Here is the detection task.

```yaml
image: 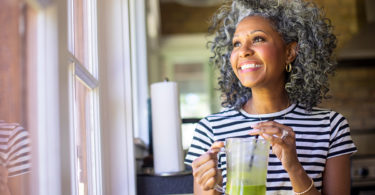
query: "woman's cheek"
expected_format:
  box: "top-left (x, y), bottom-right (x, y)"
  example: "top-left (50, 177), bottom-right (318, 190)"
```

top-left (230, 51), bottom-right (237, 69)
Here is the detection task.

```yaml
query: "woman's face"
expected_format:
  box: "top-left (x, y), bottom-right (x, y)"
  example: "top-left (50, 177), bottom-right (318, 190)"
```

top-left (230, 16), bottom-right (293, 90)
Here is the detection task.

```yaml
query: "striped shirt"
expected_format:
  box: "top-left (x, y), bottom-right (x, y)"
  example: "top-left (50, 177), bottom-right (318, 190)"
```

top-left (184, 104), bottom-right (357, 195)
top-left (0, 122), bottom-right (31, 177)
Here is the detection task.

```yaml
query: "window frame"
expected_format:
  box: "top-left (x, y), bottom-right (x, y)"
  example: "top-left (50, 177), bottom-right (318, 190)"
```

top-left (27, 0), bottom-right (142, 194)
top-left (31, 4), bottom-right (63, 195)
top-left (68, 59), bottom-right (102, 195)
top-left (97, 0), bottom-right (141, 194)
top-left (67, 0), bottom-right (102, 193)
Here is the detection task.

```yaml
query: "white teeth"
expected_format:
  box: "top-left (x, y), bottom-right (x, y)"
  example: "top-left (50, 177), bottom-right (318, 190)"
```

top-left (240, 64), bottom-right (262, 70)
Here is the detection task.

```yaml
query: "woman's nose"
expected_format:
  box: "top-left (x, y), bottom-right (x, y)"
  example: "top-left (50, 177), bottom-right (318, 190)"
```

top-left (239, 45), bottom-right (254, 58)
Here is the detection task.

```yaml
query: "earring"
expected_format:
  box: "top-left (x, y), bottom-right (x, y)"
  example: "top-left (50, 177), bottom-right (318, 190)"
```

top-left (286, 63), bottom-right (292, 72)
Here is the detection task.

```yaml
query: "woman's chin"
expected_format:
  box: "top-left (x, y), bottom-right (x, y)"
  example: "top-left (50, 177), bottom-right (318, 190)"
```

top-left (239, 80), bottom-right (256, 88)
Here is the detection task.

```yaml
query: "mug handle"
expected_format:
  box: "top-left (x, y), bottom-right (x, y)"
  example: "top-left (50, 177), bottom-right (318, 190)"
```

top-left (213, 147), bottom-right (227, 194)
top-left (214, 184), bottom-right (226, 194)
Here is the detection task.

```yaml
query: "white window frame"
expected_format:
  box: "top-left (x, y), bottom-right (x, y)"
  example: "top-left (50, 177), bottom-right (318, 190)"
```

top-left (66, 0), bottom-right (102, 193)
top-left (32, 4), bottom-right (63, 195)
top-left (68, 58), bottom-right (102, 195)
top-left (129, 0), bottom-right (150, 147)
top-left (97, 0), bottom-right (147, 193)
top-left (28, 0), bottom-right (145, 194)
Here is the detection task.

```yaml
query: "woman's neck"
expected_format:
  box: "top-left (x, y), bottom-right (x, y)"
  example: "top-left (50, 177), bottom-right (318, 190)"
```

top-left (243, 89), bottom-right (290, 114)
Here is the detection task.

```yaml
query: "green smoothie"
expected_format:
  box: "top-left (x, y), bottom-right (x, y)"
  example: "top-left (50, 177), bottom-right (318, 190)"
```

top-left (226, 184), bottom-right (266, 195)
top-left (223, 138), bottom-right (269, 195)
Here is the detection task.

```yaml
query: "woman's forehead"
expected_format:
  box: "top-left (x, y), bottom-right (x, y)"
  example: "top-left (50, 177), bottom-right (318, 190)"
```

top-left (234, 16), bottom-right (277, 35)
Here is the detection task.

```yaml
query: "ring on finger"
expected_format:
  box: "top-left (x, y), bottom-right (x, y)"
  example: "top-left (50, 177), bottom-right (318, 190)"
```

top-left (281, 129), bottom-right (289, 140)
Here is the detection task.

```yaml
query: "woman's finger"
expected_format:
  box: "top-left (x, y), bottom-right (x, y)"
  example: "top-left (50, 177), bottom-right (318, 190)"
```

top-left (252, 120), bottom-right (293, 131)
top-left (193, 158), bottom-right (216, 181)
top-left (192, 143), bottom-right (221, 171)
top-left (203, 177), bottom-right (216, 191)
top-left (210, 141), bottom-right (224, 150)
top-left (249, 126), bottom-right (283, 137)
top-left (251, 122), bottom-right (295, 140)
top-left (192, 152), bottom-right (211, 171)
top-left (262, 133), bottom-right (286, 145)
top-left (199, 167), bottom-right (217, 188)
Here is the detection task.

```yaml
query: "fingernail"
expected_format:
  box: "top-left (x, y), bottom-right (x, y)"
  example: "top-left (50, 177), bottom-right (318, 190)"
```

top-left (263, 133), bottom-right (271, 138)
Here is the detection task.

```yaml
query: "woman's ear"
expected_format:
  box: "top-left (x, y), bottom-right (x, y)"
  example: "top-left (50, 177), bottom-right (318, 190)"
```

top-left (286, 42), bottom-right (297, 64)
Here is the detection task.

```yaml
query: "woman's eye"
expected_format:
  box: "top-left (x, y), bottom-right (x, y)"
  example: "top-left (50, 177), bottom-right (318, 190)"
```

top-left (233, 41), bottom-right (241, 47)
top-left (253, 36), bottom-right (266, 43)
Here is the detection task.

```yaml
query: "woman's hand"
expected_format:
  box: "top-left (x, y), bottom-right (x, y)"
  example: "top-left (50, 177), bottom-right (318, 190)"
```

top-left (249, 121), bottom-right (300, 172)
top-left (192, 141), bottom-right (224, 191)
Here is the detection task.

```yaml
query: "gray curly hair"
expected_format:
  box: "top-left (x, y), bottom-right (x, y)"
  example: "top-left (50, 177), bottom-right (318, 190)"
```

top-left (208, 0), bottom-right (337, 110)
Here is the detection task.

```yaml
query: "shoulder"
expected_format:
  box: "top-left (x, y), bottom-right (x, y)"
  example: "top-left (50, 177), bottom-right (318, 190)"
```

top-left (0, 122), bottom-right (26, 137)
top-left (0, 122), bottom-right (24, 130)
top-left (295, 104), bottom-right (348, 122)
top-left (195, 108), bottom-right (239, 128)
top-left (327, 110), bottom-right (348, 126)
top-left (195, 108), bottom-right (241, 133)
top-left (290, 104), bottom-right (333, 122)
top-left (0, 122), bottom-right (30, 150)
top-left (0, 122), bottom-right (31, 176)
top-left (204, 107), bottom-right (241, 122)
top-left (294, 104), bottom-right (331, 115)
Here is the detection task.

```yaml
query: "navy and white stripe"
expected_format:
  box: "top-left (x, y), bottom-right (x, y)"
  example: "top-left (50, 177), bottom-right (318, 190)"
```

top-left (185, 104), bottom-right (357, 194)
top-left (0, 122), bottom-right (31, 177)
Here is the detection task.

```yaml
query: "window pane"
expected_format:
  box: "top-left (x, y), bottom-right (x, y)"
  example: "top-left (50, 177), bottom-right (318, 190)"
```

top-left (174, 63), bottom-right (210, 118)
top-left (72, 0), bottom-right (91, 71)
top-left (73, 76), bottom-right (93, 195)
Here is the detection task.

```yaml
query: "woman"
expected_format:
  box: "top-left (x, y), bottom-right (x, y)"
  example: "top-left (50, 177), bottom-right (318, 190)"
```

top-left (184, 0), bottom-right (357, 194)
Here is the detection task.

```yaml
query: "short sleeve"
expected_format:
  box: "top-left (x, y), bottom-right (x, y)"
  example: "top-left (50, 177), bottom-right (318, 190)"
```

top-left (328, 112), bottom-right (357, 158)
top-left (184, 118), bottom-right (215, 166)
top-left (6, 124), bottom-right (32, 177)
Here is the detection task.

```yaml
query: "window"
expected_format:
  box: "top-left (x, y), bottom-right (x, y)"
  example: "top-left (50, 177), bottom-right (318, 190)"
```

top-left (68, 0), bottom-right (102, 194)
top-left (159, 35), bottom-right (221, 150)
top-left (174, 62), bottom-right (212, 150)
top-left (17, 0), bottom-right (138, 194)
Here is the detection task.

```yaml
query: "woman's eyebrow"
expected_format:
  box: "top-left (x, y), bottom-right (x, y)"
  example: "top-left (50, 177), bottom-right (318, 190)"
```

top-left (233, 30), bottom-right (268, 37)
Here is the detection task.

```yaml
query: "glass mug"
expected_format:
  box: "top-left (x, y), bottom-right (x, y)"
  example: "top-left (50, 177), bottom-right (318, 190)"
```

top-left (215, 137), bottom-right (270, 195)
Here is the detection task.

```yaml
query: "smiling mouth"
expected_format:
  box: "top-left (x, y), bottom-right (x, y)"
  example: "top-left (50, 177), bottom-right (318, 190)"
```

top-left (240, 63), bottom-right (262, 70)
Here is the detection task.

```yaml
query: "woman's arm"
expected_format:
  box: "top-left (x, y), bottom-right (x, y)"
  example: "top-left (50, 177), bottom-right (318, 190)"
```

top-left (287, 162), bottom-right (320, 195)
top-left (322, 154), bottom-right (351, 195)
